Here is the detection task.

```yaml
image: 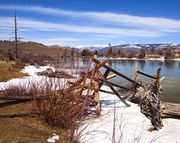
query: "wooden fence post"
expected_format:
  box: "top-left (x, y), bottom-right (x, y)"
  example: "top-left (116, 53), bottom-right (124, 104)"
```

top-left (155, 68), bottom-right (164, 101)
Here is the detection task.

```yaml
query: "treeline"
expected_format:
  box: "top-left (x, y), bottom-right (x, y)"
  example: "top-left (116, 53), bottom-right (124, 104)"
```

top-left (80, 47), bottom-right (180, 59)
top-left (0, 40), bottom-right (80, 65)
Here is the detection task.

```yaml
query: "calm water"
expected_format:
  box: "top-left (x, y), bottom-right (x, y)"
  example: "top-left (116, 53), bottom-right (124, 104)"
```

top-left (80, 58), bottom-right (180, 103)
top-left (62, 58), bottom-right (180, 103)
top-left (104, 59), bottom-right (180, 103)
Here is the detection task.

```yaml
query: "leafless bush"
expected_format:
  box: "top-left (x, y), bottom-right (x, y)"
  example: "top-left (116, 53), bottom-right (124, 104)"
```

top-left (8, 61), bottom-right (26, 72)
top-left (20, 53), bottom-right (54, 66)
top-left (4, 84), bottom-right (39, 97)
top-left (35, 91), bottom-right (88, 142)
top-left (37, 69), bottom-right (75, 78)
top-left (3, 78), bottom-right (91, 142)
top-left (12, 61), bottom-right (26, 69)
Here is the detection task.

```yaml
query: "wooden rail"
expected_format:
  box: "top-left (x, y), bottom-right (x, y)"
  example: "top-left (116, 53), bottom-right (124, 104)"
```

top-left (92, 58), bottom-right (141, 86)
top-left (0, 111), bottom-right (37, 118)
top-left (137, 71), bottom-right (157, 79)
top-left (0, 99), bottom-right (30, 108)
top-left (1, 58), bottom-right (167, 119)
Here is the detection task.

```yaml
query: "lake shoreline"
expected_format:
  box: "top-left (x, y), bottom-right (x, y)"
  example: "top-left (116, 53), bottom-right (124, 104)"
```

top-left (98, 57), bottom-right (180, 61)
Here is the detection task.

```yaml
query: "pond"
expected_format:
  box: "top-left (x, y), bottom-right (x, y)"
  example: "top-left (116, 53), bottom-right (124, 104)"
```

top-left (61, 57), bottom-right (180, 103)
top-left (80, 58), bottom-right (180, 103)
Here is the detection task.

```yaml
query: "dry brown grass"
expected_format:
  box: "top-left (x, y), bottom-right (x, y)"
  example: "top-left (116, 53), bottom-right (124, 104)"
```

top-left (35, 92), bottom-right (86, 142)
top-left (0, 61), bottom-right (28, 82)
top-left (0, 106), bottom-right (71, 143)
top-left (1, 78), bottom-right (91, 143)
top-left (20, 53), bottom-right (54, 66)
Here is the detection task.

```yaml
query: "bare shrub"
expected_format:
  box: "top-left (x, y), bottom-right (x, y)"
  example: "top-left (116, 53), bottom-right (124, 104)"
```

top-left (37, 69), bottom-right (75, 78)
top-left (35, 89), bottom-right (92, 142)
top-left (3, 78), bottom-right (90, 142)
top-left (4, 84), bottom-right (38, 97)
top-left (8, 61), bottom-right (26, 72)
top-left (20, 53), bottom-right (54, 66)
top-left (12, 61), bottom-right (26, 69)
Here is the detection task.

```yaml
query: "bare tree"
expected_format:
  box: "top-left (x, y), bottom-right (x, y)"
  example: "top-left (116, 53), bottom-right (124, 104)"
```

top-left (14, 10), bottom-right (19, 60)
top-left (164, 47), bottom-right (175, 59)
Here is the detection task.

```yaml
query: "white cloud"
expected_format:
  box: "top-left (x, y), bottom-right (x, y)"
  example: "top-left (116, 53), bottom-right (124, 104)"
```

top-left (0, 16), bottom-right (163, 37)
top-left (75, 44), bottom-right (110, 48)
top-left (48, 38), bottom-right (82, 42)
top-left (93, 34), bottom-right (119, 39)
top-left (1, 4), bottom-right (180, 32)
top-left (1, 4), bottom-right (180, 45)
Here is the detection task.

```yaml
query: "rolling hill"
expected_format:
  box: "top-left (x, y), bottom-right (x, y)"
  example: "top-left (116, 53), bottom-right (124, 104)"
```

top-left (0, 40), bottom-right (76, 57)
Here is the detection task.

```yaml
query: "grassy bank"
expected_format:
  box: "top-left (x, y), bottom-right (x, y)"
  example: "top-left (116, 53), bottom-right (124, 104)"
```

top-left (0, 61), bottom-right (28, 82)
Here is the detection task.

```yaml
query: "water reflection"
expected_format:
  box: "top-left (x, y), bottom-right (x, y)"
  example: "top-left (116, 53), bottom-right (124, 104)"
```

top-left (77, 58), bottom-right (180, 103)
top-left (117, 60), bottom-right (179, 103)
top-left (101, 59), bottom-right (180, 103)
top-left (164, 60), bottom-right (176, 69)
top-left (137, 60), bottom-right (145, 70)
top-left (107, 60), bottom-right (113, 67)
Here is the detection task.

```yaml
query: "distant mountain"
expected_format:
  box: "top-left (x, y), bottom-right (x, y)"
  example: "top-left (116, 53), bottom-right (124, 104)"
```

top-left (1, 40), bottom-right (179, 57)
top-left (78, 44), bottom-right (109, 52)
top-left (79, 44), bottom-right (180, 54)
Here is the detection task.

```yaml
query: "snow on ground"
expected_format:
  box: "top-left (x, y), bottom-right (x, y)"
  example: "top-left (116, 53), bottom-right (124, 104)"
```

top-left (0, 65), bottom-right (75, 90)
top-left (0, 65), bottom-right (180, 143)
top-left (21, 65), bottom-right (55, 76)
top-left (80, 86), bottom-right (180, 143)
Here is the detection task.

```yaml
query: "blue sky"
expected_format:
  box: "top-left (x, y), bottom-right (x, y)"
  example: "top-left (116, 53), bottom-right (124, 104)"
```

top-left (0, 0), bottom-right (180, 47)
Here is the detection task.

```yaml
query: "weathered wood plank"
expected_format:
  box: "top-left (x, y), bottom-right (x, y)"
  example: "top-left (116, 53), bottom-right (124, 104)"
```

top-left (106, 81), bottom-right (132, 91)
top-left (0, 111), bottom-right (37, 118)
top-left (92, 58), bottom-right (141, 86)
top-left (0, 100), bottom-right (30, 108)
top-left (0, 95), bottom-right (58, 100)
top-left (162, 102), bottom-right (180, 119)
top-left (96, 60), bottom-right (107, 69)
top-left (106, 74), bottom-right (116, 80)
top-left (96, 70), bottom-right (130, 107)
top-left (137, 70), bottom-right (157, 79)
top-left (95, 77), bottom-right (132, 91)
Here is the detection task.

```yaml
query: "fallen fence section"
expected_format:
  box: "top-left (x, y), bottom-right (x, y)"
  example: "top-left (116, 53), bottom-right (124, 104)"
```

top-left (0, 57), bottom-right (180, 120)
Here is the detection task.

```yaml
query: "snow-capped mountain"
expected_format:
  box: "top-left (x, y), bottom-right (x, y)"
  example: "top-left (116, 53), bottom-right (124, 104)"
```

top-left (77, 43), bottom-right (180, 54)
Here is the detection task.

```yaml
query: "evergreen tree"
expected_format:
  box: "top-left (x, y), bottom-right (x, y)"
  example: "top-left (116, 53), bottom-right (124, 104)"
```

top-left (81, 49), bottom-right (92, 57)
top-left (138, 48), bottom-right (146, 59)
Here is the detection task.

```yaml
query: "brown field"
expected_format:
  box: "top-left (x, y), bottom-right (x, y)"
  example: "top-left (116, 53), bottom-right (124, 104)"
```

top-left (0, 61), bottom-right (28, 82)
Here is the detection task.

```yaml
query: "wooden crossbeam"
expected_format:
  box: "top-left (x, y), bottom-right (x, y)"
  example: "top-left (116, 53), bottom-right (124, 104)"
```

top-left (96, 70), bottom-right (130, 107)
top-left (0, 99), bottom-right (30, 108)
top-left (0, 95), bottom-right (57, 101)
top-left (92, 58), bottom-right (141, 86)
top-left (94, 77), bottom-right (132, 91)
top-left (0, 111), bottom-right (37, 118)
top-left (105, 81), bottom-right (132, 91)
top-left (106, 74), bottom-right (116, 80)
top-left (137, 70), bottom-right (157, 79)
top-left (96, 60), bottom-right (107, 70)
top-left (134, 68), bottom-right (142, 87)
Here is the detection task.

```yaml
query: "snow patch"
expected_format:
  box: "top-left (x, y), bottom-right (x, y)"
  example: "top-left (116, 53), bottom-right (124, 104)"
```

top-left (79, 86), bottom-right (180, 143)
